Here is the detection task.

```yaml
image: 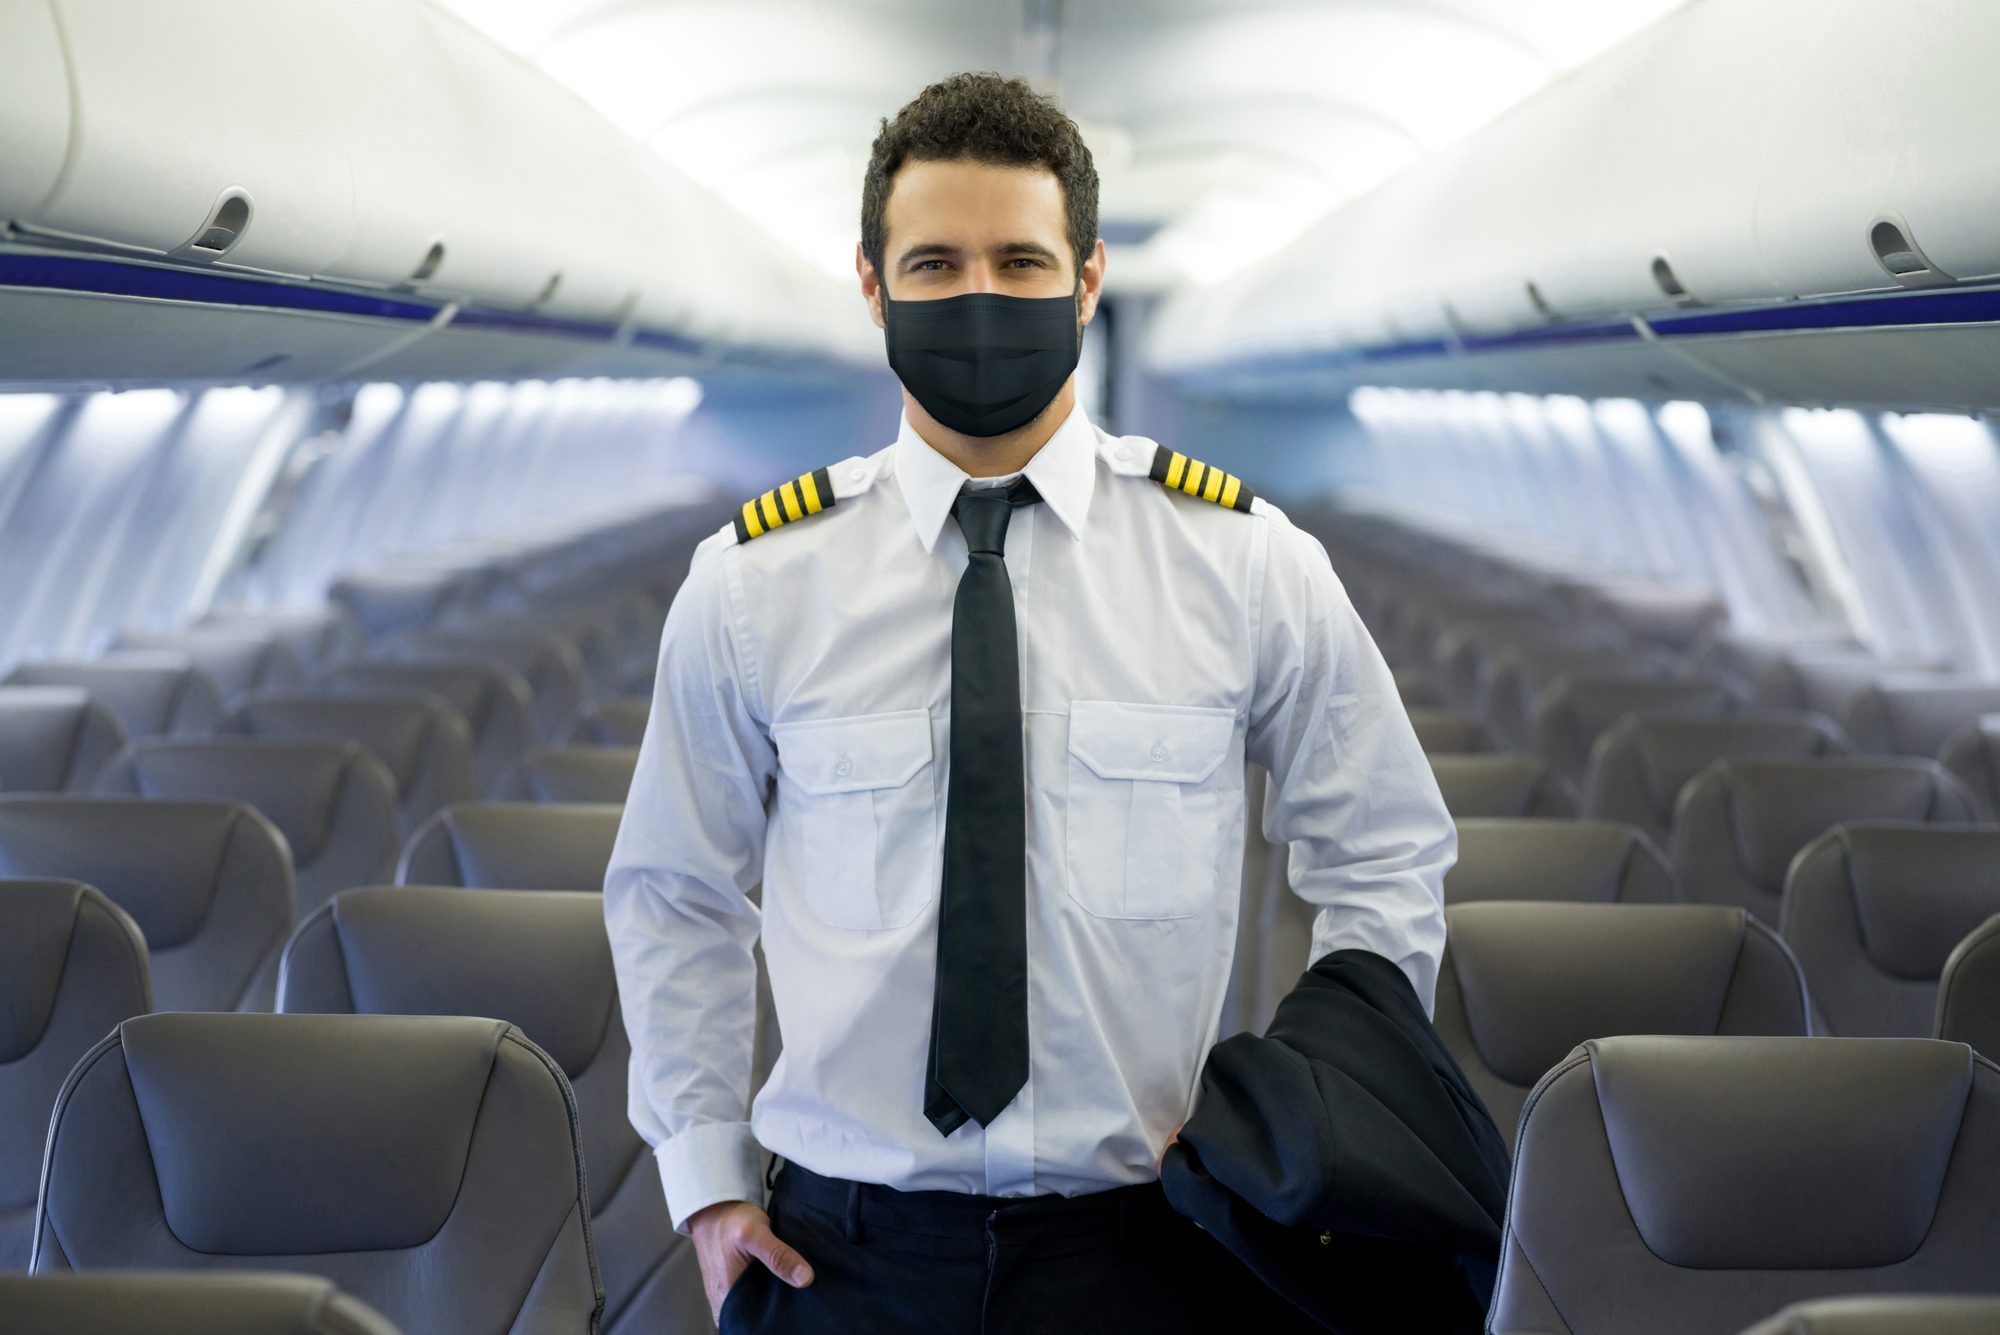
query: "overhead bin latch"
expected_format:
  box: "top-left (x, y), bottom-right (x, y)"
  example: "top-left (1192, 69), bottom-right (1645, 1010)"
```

top-left (1869, 212), bottom-right (1956, 290)
top-left (173, 188), bottom-right (253, 261)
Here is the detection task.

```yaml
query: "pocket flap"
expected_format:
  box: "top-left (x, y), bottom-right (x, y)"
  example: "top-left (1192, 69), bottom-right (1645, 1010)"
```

top-left (1068, 701), bottom-right (1236, 784)
top-left (775, 709), bottom-right (933, 795)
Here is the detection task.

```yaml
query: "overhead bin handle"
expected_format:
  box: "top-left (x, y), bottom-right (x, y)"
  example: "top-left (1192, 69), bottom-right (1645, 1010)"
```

top-left (1869, 212), bottom-right (1956, 290)
top-left (172, 187), bottom-right (252, 261)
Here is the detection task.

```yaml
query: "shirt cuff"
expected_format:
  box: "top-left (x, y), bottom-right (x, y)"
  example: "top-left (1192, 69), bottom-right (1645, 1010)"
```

top-left (658, 1121), bottom-right (766, 1234)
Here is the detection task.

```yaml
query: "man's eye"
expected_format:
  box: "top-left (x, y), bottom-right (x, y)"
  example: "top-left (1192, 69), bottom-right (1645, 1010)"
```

top-left (914, 260), bottom-right (948, 272)
top-left (1007, 258), bottom-right (1045, 269)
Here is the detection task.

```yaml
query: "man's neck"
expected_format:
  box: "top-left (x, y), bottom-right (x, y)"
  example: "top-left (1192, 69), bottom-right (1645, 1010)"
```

top-left (906, 380), bottom-right (1077, 478)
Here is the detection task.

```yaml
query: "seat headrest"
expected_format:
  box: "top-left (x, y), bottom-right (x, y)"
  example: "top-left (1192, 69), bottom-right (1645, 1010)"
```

top-left (228, 695), bottom-right (463, 794)
top-left (1622, 713), bottom-right (1844, 819)
top-left (119, 1012), bottom-right (514, 1255)
top-left (1587, 1035), bottom-right (1973, 1269)
top-left (1446, 903), bottom-right (1751, 1084)
top-left (400, 802), bottom-right (622, 891)
top-left (500, 747), bottom-right (638, 804)
top-left (1449, 819), bottom-right (1672, 904)
top-left (1743, 1295), bottom-right (2000, 1335)
top-left (0, 1272), bottom-right (401, 1335)
top-left (1824, 825), bottom-right (2000, 979)
top-left (292, 887), bottom-right (616, 1079)
top-left (1846, 683), bottom-right (2000, 757)
top-left (0, 879), bottom-right (97, 1062)
top-left (1717, 759), bottom-right (1956, 889)
top-left (104, 741), bottom-right (361, 863)
top-left (0, 687), bottom-right (126, 792)
top-left (0, 798), bottom-right (275, 948)
top-left (1431, 754), bottom-right (1569, 818)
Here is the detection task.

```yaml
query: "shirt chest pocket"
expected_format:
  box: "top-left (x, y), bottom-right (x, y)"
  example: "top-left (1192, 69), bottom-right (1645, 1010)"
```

top-left (774, 709), bottom-right (937, 931)
top-left (1066, 701), bottom-right (1239, 920)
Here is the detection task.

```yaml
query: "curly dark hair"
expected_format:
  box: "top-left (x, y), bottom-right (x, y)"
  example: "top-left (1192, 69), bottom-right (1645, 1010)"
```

top-left (861, 72), bottom-right (1099, 280)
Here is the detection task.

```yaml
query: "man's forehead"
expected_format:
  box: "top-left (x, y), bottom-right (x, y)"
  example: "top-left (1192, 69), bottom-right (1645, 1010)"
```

top-left (885, 158), bottom-right (1066, 245)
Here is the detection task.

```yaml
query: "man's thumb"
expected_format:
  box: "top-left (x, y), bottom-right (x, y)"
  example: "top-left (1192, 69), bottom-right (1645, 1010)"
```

top-left (745, 1221), bottom-right (814, 1288)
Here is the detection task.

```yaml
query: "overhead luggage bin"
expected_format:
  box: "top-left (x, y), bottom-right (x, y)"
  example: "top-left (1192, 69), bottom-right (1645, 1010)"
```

top-left (0, 0), bottom-right (71, 225)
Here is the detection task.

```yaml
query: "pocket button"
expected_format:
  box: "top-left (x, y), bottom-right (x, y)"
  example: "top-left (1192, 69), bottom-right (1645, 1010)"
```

top-left (1149, 743), bottom-right (1167, 764)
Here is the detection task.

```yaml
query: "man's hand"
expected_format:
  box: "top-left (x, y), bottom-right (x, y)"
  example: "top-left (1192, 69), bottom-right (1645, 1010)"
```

top-left (688, 1199), bottom-right (815, 1323)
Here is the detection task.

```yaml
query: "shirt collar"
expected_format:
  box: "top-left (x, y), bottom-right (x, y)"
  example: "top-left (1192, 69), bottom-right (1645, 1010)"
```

top-left (893, 403), bottom-right (1099, 553)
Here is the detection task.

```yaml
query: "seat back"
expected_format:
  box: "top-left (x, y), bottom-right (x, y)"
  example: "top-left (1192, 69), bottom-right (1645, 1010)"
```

top-left (315, 662), bottom-right (532, 790)
top-left (1782, 824), bottom-right (2000, 1038)
top-left (1446, 819), bottom-right (1677, 905)
top-left (198, 607), bottom-right (363, 673)
top-left (566, 699), bottom-right (650, 747)
top-left (1431, 754), bottom-right (1576, 818)
top-left (0, 797), bottom-right (294, 1011)
top-left (389, 634), bottom-right (586, 743)
top-left (1936, 914), bottom-right (2000, 1061)
top-left (31, 1013), bottom-right (602, 1334)
top-left (1739, 1296), bottom-right (2000, 1335)
top-left (1492, 1036), bottom-right (2000, 1335)
top-left (1843, 682), bottom-right (2000, 758)
top-left (1479, 646), bottom-right (1634, 752)
top-left (398, 801), bottom-right (622, 891)
top-left (280, 887), bottom-right (698, 1335)
top-left (1435, 903), bottom-right (1808, 1151)
top-left (94, 740), bottom-right (399, 920)
top-left (1531, 674), bottom-right (1737, 785)
top-left (1391, 668), bottom-right (1446, 709)
top-left (0, 1272), bottom-right (399, 1335)
top-left (0, 880), bottom-right (150, 1268)
top-left (2, 660), bottom-right (223, 739)
top-left (1407, 709), bottom-right (1490, 756)
top-left (220, 693), bottom-right (478, 836)
top-left (114, 631), bottom-right (300, 705)
top-left (1671, 758), bottom-right (1979, 923)
top-left (0, 687), bottom-right (127, 792)
top-left (1939, 719), bottom-right (2000, 819)
top-left (1582, 711), bottom-right (1851, 847)
top-left (492, 747), bottom-right (639, 804)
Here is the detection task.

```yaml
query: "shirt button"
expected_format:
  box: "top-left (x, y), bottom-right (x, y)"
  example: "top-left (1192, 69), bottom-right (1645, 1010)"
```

top-left (1116, 443), bottom-right (1134, 462)
top-left (848, 467), bottom-right (865, 483)
top-left (1149, 744), bottom-right (1167, 764)
top-left (834, 756), bottom-right (854, 778)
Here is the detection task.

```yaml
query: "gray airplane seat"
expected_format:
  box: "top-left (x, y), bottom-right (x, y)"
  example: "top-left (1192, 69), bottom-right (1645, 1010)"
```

top-left (1490, 1036), bottom-right (2000, 1335)
top-left (1447, 819), bottom-right (1677, 906)
top-left (1939, 719), bottom-right (2000, 819)
top-left (0, 687), bottom-right (127, 792)
top-left (1842, 682), bottom-right (2000, 759)
top-left (326, 570), bottom-right (473, 647)
top-left (0, 880), bottom-right (150, 1269)
top-left (0, 797), bottom-right (294, 1012)
top-left (198, 607), bottom-right (365, 674)
top-left (566, 699), bottom-right (651, 747)
top-left (1435, 902), bottom-right (1808, 1152)
top-left (386, 631), bottom-right (586, 744)
top-left (280, 887), bottom-right (699, 1335)
top-left (29, 1013), bottom-right (602, 1334)
top-left (1479, 646), bottom-right (1641, 753)
top-left (1739, 1296), bottom-right (2000, 1335)
top-left (1782, 825), bottom-right (2000, 1038)
top-left (2, 658), bottom-right (224, 739)
top-left (114, 630), bottom-right (301, 706)
top-left (1935, 914), bottom-right (2000, 1061)
top-left (492, 747), bottom-right (640, 804)
top-left (1407, 708), bottom-right (1490, 756)
top-left (314, 661), bottom-right (534, 791)
top-left (1431, 754), bottom-right (1577, 819)
top-left (398, 801), bottom-right (622, 892)
top-left (220, 693), bottom-right (478, 837)
top-left (1672, 758), bottom-right (1981, 923)
top-left (0, 1272), bottom-right (399, 1335)
top-left (1531, 673), bottom-right (1740, 786)
top-left (1391, 668), bottom-right (1446, 709)
top-left (1581, 711), bottom-right (1851, 847)
top-left (93, 739), bottom-right (399, 921)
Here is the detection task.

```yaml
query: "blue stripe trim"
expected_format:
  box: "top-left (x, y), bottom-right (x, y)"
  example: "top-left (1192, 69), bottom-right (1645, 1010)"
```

top-left (0, 251), bottom-right (441, 322)
top-left (450, 305), bottom-right (620, 341)
top-left (630, 328), bottom-right (707, 356)
top-left (1650, 285), bottom-right (2000, 337)
top-left (1458, 318), bottom-right (1642, 353)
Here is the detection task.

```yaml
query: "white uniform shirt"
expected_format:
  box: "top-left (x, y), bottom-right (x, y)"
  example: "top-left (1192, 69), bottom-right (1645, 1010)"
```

top-left (605, 404), bottom-right (1454, 1232)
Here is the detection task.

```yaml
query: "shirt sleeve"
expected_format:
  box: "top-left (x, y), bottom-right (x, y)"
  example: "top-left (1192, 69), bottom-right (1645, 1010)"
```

top-left (605, 531), bottom-right (776, 1231)
top-left (1242, 510), bottom-right (1455, 1014)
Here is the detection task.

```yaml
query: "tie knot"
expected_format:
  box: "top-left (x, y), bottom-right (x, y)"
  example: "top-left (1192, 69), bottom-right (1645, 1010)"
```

top-left (952, 478), bottom-right (1039, 555)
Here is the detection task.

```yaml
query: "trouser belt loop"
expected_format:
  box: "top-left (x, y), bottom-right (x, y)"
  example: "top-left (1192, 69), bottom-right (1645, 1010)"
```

top-left (764, 1154), bottom-right (783, 1193)
top-left (844, 1180), bottom-right (866, 1244)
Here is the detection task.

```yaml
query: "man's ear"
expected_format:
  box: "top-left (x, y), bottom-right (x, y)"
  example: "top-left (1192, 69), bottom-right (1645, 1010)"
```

top-left (858, 244), bottom-right (886, 330)
top-left (1077, 237), bottom-right (1108, 327)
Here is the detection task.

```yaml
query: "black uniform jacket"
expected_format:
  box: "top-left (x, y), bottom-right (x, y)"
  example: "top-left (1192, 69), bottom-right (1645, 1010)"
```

top-left (1159, 950), bottom-right (1510, 1333)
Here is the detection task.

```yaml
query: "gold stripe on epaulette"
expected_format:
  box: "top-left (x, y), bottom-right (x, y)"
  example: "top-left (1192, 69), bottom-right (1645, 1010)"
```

top-left (1148, 449), bottom-right (1256, 513)
top-left (735, 465), bottom-right (836, 543)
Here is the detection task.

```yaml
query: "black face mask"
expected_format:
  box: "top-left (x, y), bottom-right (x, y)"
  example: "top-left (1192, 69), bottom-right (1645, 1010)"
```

top-left (881, 286), bottom-right (1082, 438)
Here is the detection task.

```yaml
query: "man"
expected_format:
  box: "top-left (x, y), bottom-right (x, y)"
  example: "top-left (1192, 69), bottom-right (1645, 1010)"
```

top-left (605, 73), bottom-right (1457, 1333)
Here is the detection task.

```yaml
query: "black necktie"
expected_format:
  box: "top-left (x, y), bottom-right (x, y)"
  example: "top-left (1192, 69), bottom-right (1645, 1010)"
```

top-left (925, 477), bottom-right (1039, 1136)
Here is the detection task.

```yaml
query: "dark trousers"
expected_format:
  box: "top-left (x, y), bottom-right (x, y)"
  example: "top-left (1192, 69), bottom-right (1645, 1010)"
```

top-left (719, 1163), bottom-right (1327, 1334)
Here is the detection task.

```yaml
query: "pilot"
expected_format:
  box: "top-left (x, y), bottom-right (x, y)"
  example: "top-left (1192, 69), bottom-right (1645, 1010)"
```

top-left (606, 72), bottom-right (1457, 1333)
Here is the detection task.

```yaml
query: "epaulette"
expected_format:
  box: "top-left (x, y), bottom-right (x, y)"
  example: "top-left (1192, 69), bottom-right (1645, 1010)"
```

top-left (733, 465), bottom-right (837, 543)
top-left (1148, 447), bottom-right (1256, 513)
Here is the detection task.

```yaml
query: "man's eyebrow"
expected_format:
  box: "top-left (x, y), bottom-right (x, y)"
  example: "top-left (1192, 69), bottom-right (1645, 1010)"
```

top-left (897, 243), bottom-right (960, 265)
top-left (996, 241), bottom-right (1059, 260)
